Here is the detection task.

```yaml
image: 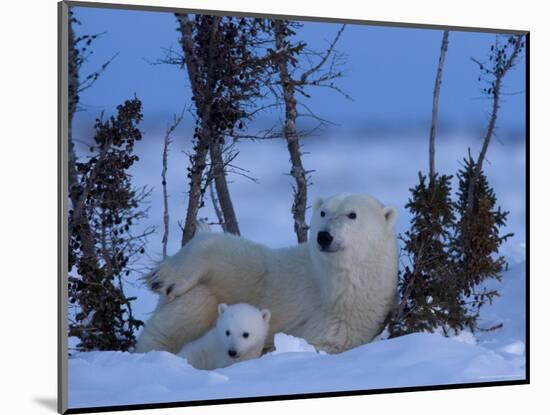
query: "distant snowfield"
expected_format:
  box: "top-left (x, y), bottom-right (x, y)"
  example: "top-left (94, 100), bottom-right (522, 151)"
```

top-left (68, 262), bottom-right (526, 409)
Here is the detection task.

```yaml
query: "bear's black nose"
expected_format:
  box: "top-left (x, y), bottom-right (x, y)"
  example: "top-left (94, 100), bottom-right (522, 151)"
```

top-left (317, 231), bottom-right (333, 250)
top-left (228, 349), bottom-right (237, 358)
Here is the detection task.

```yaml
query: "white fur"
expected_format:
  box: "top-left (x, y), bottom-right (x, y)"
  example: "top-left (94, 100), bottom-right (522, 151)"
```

top-left (177, 303), bottom-right (270, 370)
top-left (136, 194), bottom-right (398, 354)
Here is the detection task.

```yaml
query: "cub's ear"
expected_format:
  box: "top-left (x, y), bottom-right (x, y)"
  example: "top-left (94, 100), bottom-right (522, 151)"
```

top-left (261, 309), bottom-right (271, 322)
top-left (218, 303), bottom-right (228, 316)
top-left (313, 197), bottom-right (323, 210)
top-left (383, 206), bottom-right (397, 228)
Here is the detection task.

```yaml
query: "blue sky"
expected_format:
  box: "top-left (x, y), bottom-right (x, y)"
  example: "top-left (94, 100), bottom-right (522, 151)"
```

top-left (71, 5), bottom-right (526, 139)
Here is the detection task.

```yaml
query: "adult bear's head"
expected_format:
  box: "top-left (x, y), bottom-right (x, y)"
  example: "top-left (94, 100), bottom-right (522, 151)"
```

top-left (309, 194), bottom-right (397, 260)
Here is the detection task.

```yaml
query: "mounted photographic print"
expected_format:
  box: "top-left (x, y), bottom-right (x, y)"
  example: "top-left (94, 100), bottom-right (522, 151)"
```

top-left (58, 1), bottom-right (529, 413)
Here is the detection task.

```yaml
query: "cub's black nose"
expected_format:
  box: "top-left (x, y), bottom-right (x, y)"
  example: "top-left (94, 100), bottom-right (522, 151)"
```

top-left (317, 231), bottom-right (333, 249)
top-left (228, 349), bottom-right (237, 358)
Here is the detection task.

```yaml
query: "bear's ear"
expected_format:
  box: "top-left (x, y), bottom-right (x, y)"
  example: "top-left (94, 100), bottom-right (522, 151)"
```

top-left (218, 303), bottom-right (228, 316)
top-left (313, 197), bottom-right (323, 210)
top-left (383, 206), bottom-right (397, 228)
top-left (261, 309), bottom-right (271, 323)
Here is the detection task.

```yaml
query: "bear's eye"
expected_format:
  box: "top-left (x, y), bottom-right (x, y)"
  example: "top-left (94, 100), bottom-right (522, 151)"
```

top-left (348, 212), bottom-right (357, 219)
top-left (320, 211), bottom-right (326, 217)
top-left (242, 332), bottom-right (249, 339)
top-left (226, 330), bottom-right (230, 336)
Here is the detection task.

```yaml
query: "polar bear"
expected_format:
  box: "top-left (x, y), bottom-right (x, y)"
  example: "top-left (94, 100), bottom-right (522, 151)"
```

top-left (178, 303), bottom-right (271, 370)
top-left (135, 194), bottom-right (398, 355)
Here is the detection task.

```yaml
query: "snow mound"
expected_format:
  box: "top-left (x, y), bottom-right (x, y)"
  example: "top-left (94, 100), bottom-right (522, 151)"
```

top-left (272, 333), bottom-right (319, 354)
top-left (451, 330), bottom-right (477, 345)
top-left (68, 332), bottom-right (524, 409)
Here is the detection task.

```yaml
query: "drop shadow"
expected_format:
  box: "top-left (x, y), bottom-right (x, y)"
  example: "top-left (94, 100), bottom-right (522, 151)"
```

top-left (34, 397), bottom-right (57, 412)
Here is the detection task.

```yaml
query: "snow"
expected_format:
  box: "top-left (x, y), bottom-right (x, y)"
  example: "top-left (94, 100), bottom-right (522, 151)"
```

top-left (69, 59), bottom-right (526, 406)
top-left (67, 262), bottom-right (526, 409)
top-left (450, 330), bottom-right (477, 345)
top-left (68, 122), bottom-right (526, 410)
top-left (272, 333), bottom-right (322, 355)
top-left (68, 333), bottom-right (523, 408)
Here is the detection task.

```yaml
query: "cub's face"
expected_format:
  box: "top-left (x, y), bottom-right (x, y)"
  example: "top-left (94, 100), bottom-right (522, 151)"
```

top-left (309, 194), bottom-right (397, 255)
top-left (216, 303), bottom-right (271, 360)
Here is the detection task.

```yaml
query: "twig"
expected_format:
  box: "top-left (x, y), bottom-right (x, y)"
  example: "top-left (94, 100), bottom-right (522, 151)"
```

top-left (299, 25), bottom-right (346, 83)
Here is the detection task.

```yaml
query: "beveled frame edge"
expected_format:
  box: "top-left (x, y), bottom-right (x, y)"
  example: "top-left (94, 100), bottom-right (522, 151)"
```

top-left (57, 2), bottom-right (530, 414)
top-left (58, 2), bottom-right (70, 414)
top-left (63, 0), bottom-right (529, 35)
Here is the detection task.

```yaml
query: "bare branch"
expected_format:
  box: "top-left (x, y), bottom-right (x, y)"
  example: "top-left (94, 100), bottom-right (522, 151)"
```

top-left (467, 35), bottom-right (524, 211)
top-left (209, 180), bottom-right (226, 232)
top-left (77, 52), bottom-right (120, 95)
top-left (299, 25), bottom-right (346, 83)
top-left (300, 81), bottom-right (353, 101)
top-left (297, 102), bottom-right (340, 126)
top-left (161, 111), bottom-right (184, 259)
top-left (275, 20), bottom-right (311, 243)
top-left (176, 14), bottom-right (218, 245)
top-left (209, 137), bottom-right (240, 236)
top-left (429, 30), bottom-right (450, 181)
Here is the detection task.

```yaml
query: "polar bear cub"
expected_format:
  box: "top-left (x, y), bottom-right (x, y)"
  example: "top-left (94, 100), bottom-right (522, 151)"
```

top-left (178, 303), bottom-right (271, 370)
